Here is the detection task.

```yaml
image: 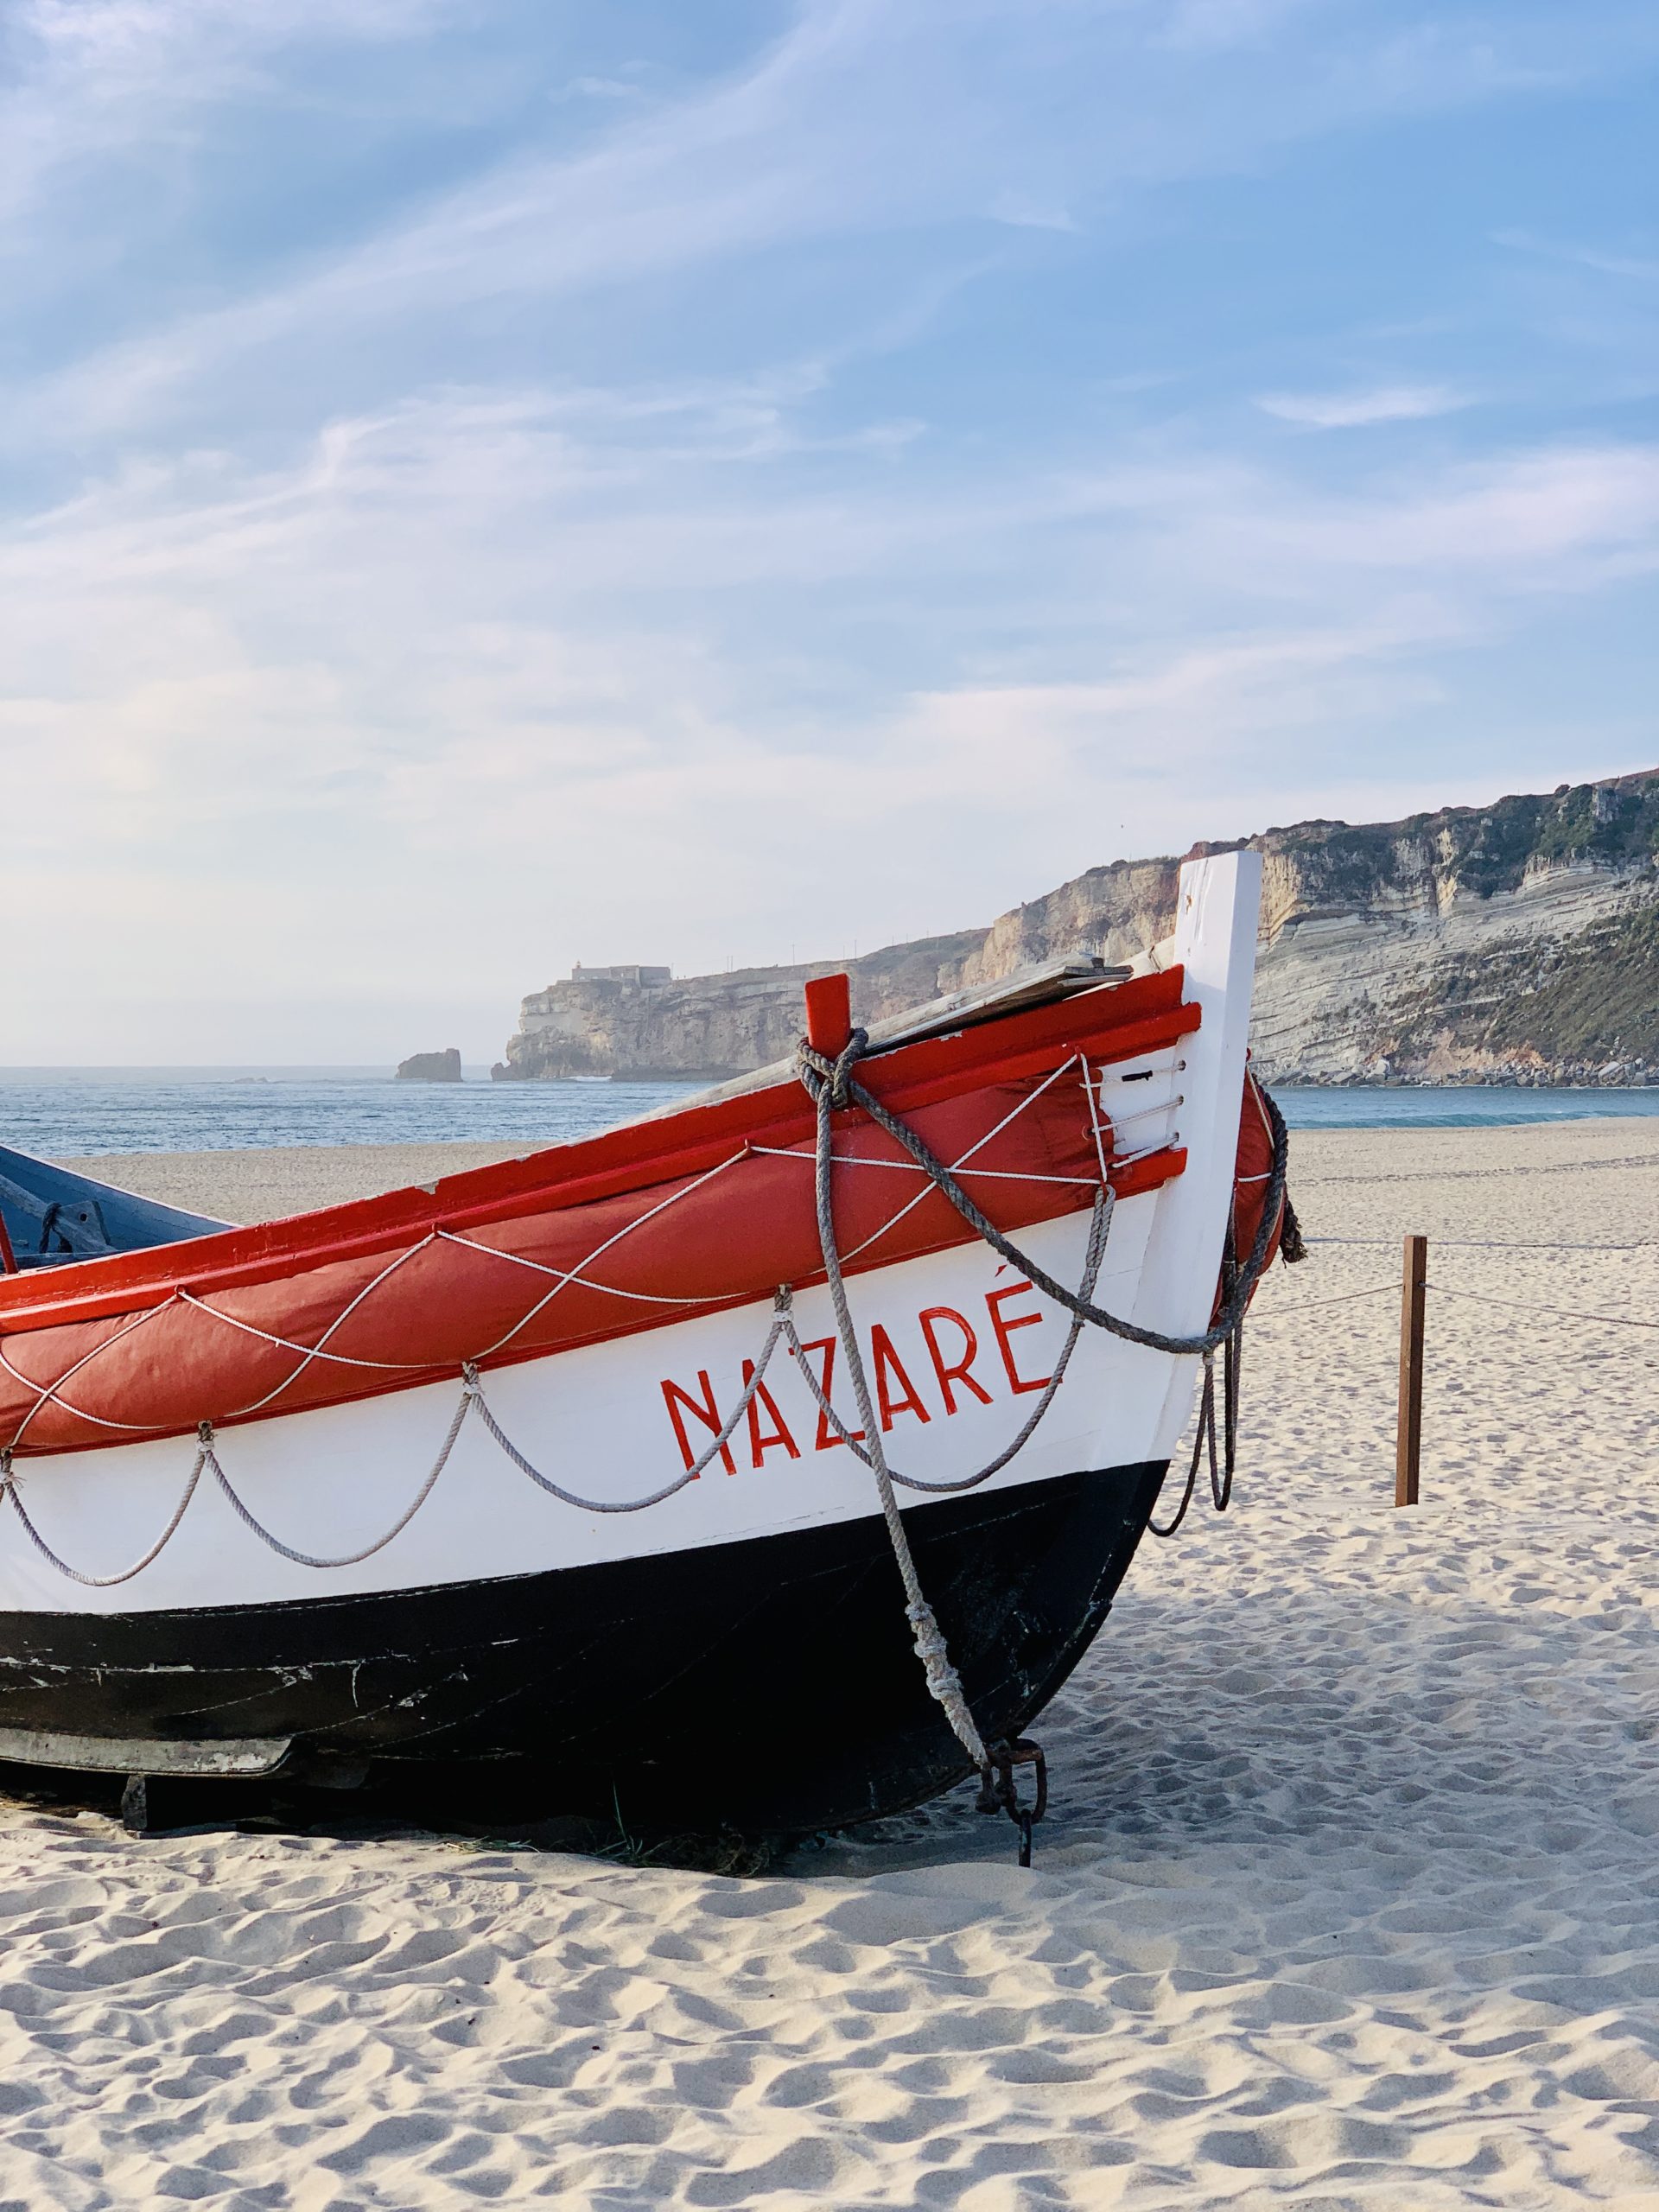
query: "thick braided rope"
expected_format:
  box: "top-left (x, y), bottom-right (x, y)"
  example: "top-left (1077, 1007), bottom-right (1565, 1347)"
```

top-left (782, 1184), bottom-right (1112, 1495)
top-left (798, 1032), bottom-right (1287, 1358)
top-left (803, 1039), bottom-right (991, 1777)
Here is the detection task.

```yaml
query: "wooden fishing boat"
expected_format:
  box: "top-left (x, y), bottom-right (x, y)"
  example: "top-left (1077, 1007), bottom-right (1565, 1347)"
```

top-left (0, 852), bottom-right (1285, 1836)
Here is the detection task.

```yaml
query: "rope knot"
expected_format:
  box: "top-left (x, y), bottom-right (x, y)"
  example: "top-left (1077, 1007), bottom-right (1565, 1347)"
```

top-left (794, 1027), bottom-right (869, 1111)
top-left (196, 1419), bottom-right (215, 1446)
top-left (461, 1362), bottom-right (481, 1393)
top-left (829, 1028), bottom-right (869, 1110)
top-left (906, 1600), bottom-right (967, 1704)
top-left (0, 1446), bottom-right (12, 1491)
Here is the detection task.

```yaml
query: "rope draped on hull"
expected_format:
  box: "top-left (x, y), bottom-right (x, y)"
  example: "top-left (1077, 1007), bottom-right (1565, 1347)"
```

top-left (0, 970), bottom-right (1296, 1847)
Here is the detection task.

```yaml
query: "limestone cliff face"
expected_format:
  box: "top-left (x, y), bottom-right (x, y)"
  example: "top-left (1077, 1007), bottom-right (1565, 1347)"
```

top-left (495, 772), bottom-right (1659, 1085)
top-left (493, 934), bottom-right (988, 1081)
top-left (959, 860), bottom-right (1181, 986)
top-left (1247, 775), bottom-right (1659, 1082)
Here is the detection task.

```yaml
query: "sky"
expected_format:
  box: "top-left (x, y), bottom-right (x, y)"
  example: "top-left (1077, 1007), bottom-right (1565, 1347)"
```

top-left (2, 0), bottom-right (1656, 1064)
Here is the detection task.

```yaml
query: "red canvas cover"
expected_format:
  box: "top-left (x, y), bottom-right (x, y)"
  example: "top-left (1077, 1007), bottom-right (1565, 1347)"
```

top-left (0, 971), bottom-right (1202, 1456)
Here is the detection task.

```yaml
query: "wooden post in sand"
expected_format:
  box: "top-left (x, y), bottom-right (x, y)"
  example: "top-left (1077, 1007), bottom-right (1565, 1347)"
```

top-left (1395, 1234), bottom-right (1427, 1508)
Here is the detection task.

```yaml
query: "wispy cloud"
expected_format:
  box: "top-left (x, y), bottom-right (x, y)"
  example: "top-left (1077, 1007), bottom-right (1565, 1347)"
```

top-left (1495, 229), bottom-right (1659, 283)
top-left (2, 0), bottom-right (1656, 1056)
top-left (1255, 384), bottom-right (1470, 428)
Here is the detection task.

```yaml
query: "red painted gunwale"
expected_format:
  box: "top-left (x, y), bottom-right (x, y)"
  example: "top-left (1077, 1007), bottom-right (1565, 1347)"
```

top-left (0, 969), bottom-right (1199, 1340)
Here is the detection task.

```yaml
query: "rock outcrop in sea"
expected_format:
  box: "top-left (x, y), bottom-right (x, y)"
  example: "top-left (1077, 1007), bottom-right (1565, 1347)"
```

top-left (493, 772), bottom-right (1659, 1086)
top-left (396, 1049), bottom-right (463, 1083)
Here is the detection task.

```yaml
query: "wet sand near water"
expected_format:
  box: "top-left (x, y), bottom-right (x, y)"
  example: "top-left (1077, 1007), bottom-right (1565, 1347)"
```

top-left (3, 1121), bottom-right (1652, 2209)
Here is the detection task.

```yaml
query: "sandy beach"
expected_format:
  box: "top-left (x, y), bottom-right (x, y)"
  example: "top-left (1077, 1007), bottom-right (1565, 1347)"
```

top-left (5, 1121), bottom-right (1655, 2208)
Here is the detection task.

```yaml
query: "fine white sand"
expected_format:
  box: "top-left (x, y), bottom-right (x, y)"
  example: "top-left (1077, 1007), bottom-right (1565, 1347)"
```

top-left (5, 1122), bottom-right (1654, 2209)
top-left (60, 1141), bottom-right (531, 1225)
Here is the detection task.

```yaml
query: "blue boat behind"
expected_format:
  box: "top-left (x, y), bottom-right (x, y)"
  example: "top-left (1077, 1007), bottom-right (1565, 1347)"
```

top-left (0, 1145), bottom-right (227, 1271)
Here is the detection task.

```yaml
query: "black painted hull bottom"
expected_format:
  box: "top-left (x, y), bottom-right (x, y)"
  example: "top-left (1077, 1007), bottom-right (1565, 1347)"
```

top-left (0, 1462), bottom-right (1167, 1834)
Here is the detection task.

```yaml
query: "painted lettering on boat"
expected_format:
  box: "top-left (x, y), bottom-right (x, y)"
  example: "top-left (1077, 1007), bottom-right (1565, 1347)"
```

top-left (658, 1281), bottom-right (1055, 1473)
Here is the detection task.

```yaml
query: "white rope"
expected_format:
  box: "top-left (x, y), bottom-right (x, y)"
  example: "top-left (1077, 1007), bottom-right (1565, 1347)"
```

top-left (1082, 1058), bottom-right (1113, 1191)
top-left (436, 1230), bottom-right (728, 1306)
top-left (463, 1151), bottom-right (751, 1359)
top-left (2, 1300), bottom-right (182, 1446)
top-left (177, 1290), bottom-right (436, 1370)
top-left (838, 1052), bottom-right (1088, 1265)
top-left (0, 1438), bottom-right (206, 1588)
top-left (747, 1148), bottom-right (1099, 1188)
top-left (224, 1236), bottom-right (442, 1417)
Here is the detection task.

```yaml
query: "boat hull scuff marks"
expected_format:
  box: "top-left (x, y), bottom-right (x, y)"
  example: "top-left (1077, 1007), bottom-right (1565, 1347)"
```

top-left (0, 1461), bottom-right (1164, 1833)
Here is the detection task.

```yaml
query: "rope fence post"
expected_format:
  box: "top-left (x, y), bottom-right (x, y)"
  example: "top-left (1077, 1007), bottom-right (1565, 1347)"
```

top-left (1395, 1233), bottom-right (1427, 1508)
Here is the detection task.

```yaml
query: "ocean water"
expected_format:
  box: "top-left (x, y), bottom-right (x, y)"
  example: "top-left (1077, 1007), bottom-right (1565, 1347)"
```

top-left (1272, 1086), bottom-right (1659, 1130)
top-left (0, 1069), bottom-right (701, 1157)
top-left (2, 1068), bottom-right (1657, 1157)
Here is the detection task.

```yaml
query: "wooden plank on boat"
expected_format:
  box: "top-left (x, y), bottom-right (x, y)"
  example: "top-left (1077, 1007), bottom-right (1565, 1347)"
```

top-left (0, 1171), bottom-right (112, 1258)
top-left (0, 1727), bottom-right (293, 1777)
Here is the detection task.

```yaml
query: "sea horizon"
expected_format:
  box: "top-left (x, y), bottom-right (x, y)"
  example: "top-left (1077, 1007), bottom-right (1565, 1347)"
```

top-left (3, 1065), bottom-right (1659, 1155)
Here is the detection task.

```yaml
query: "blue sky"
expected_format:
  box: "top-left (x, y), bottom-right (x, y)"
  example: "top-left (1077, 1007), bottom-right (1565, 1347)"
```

top-left (3, 0), bottom-right (1656, 1061)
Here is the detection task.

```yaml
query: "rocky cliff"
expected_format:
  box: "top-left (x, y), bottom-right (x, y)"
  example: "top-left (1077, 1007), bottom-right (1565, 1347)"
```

top-left (494, 771), bottom-right (1659, 1085)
